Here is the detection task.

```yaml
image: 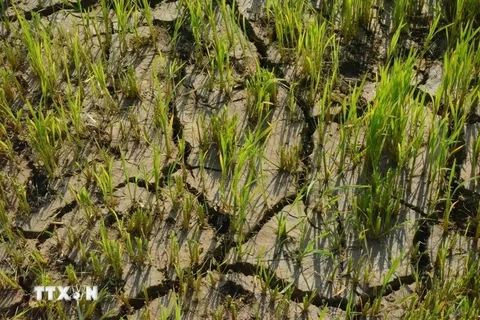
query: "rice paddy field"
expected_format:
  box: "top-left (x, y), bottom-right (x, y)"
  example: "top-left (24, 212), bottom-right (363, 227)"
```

top-left (0, 0), bottom-right (479, 318)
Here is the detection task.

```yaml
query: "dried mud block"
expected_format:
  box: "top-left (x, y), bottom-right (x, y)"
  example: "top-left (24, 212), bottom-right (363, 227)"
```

top-left (152, 2), bottom-right (181, 23)
top-left (0, 243), bottom-right (8, 269)
top-left (129, 271), bottom-right (345, 319)
top-left (344, 208), bottom-right (419, 290)
top-left (127, 290), bottom-right (177, 320)
top-left (14, 174), bottom-right (85, 236)
top-left (237, 0), bottom-right (266, 21)
top-left (362, 82), bottom-right (377, 103)
top-left (378, 283), bottom-right (416, 319)
top-left (186, 167), bottom-right (297, 235)
top-left (428, 225), bottom-right (480, 277)
top-left (461, 123), bottom-right (480, 193)
top-left (148, 213), bottom-right (216, 271)
top-left (0, 288), bottom-right (24, 314)
top-left (123, 264), bottom-right (165, 300)
top-left (228, 202), bottom-right (352, 303)
top-left (100, 295), bottom-right (123, 319)
top-left (111, 183), bottom-right (158, 214)
top-left (63, 219), bottom-right (102, 264)
top-left (5, 0), bottom-right (63, 17)
top-left (418, 62), bottom-right (443, 97)
top-left (41, 10), bottom-right (83, 36)
top-left (262, 103), bottom-right (304, 172)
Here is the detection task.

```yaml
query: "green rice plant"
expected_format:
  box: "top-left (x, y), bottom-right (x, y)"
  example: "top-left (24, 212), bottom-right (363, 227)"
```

top-left (370, 254), bottom-right (403, 314)
top-left (76, 286), bottom-right (110, 320)
top-left (210, 107), bottom-right (239, 182)
top-left (301, 291), bottom-right (317, 311)
top-left (69, 26), bottom-right (86, 89)
top-left (0, 41), bottom-right (22, 72)
top-left (90, 251), bottom-right (105, 280)
top-left (246, 68), bottom-right (278, 122)
top-left (0, 128), bottom-right (14, 165)
top-left (119, 65), bottom-right (140, 99)
top-left (65, 264), bottom-right (78, 285)
top-left (0, 269), bottom-right (20, 289)
top-left (279, 145), bottom-right (301, 173)
top-left (152, 56), bottom-right (174, 158)
top-left (296, 17), bottom-right (337, 105)
top-left (126, 207), bottom-right (153, 238)
top-left (339, 0), bottom-right (375, 40)
top-left (364, 50), bottom-right (416, 169)
top-left (0, 200), bottom-right (14, 241)
top-left (141, 0), bottom-right (156, 44)
top-left (181, 192), bottom-right (195, 230)
top-left (112, 0), bottom-right (135, 53)
top-left (73, 186), bottom-right (99, 225)
top-left (265, 0), bottom-right (307, 49)
top-left (124, 231), bottom-right (149, 265)
top-left (441, 161), bottom-right (458, 233)
top-left (64, 83), bottom-right (85, 137)
top-left (99, 225), bottom-right (123, 279)
top-left (442, 0), bottom-right (480, 45)
top-left (178, 0), bottom-right (203, 59)
top-left (354, 169), bottom-right (403, 239)
top-left (27, 103), bottom-right (65, 179)
top-left (425, 117), bottom-right (450, 190)
top-left (169, 231), bottom-right (180, 268)
top-left (187, 227), bottom-right (200, 265)
top-left (14, 182), bottom-right (30, 215)
top-left (439, 24), bottom-right (480, 120)
top-left (295, 224), bottom-right (332, 264)
top-left (472, 133), bottom-right (480, 180)
top-left (0, 68), bottom-right (21, 103)
top-left (16, 12), bottom-right (60, 100)
top-left (93, 158), bottom-right (116, 208)
top-left (392, 0), bottom-right (414, 33)
top-left (89, 60), bottom-right (117, 113)
top-left (207, 32), bottom-right (233, 92)
top-left (276, 212), bottom-right (288, 240)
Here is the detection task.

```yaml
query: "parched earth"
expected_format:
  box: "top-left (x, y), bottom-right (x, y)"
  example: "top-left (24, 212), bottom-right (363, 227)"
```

top-left (0, 0), bottom-right (479, 319)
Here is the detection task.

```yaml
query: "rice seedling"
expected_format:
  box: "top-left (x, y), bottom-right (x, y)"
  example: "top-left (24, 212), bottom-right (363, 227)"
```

top-left (99, 225), bottom-right (124, 279)
top-left (279, 145), bottom-right (301, 173)
top-left (210, 107), bottom-right (239, 183)
top-left (90, 251), bottom-right (105, 280)
top-left (187, 229), bottom-right (200, 265)
top-left (124, 231), bottom-right (150, 265)
top-left (265, 0), bottom-right (307, 49)
top-left (119, 65), bottom-right (140, 99)
top-left (72, 186), bottom-right (99, 225)
top-left (16, 12), bottom-right (60, 101)
top-left (207, 32), bottom-right (233, 92)
top-left (89, 59), bottom-right (117, 113)
top-left (152, 56), bottom-right (175, 158)
top-left (169, 231), bottom-right (180, 268)
top-left (295, 223), bottom-right (332, 264)
top-left (93, 159), bottom-right (116, 208)
top-left (65, 264), bottom-right (78, 285)
top-left (364, 50), bottom-right (416, 169)
top-left (246, 68), bottom-right (278, 122)
top-left (354, 169), bottom-right (403, 239)
top-left (27, 102), bottom-right (65, 179)
top-left (112, 0), bottom-right (135, 53)
top-left (0, 269), bottom-right (20, 289)
top-left (126, 207), bottom-right (154, 238)
top-left (440, 23), bottom-right (480, 119)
